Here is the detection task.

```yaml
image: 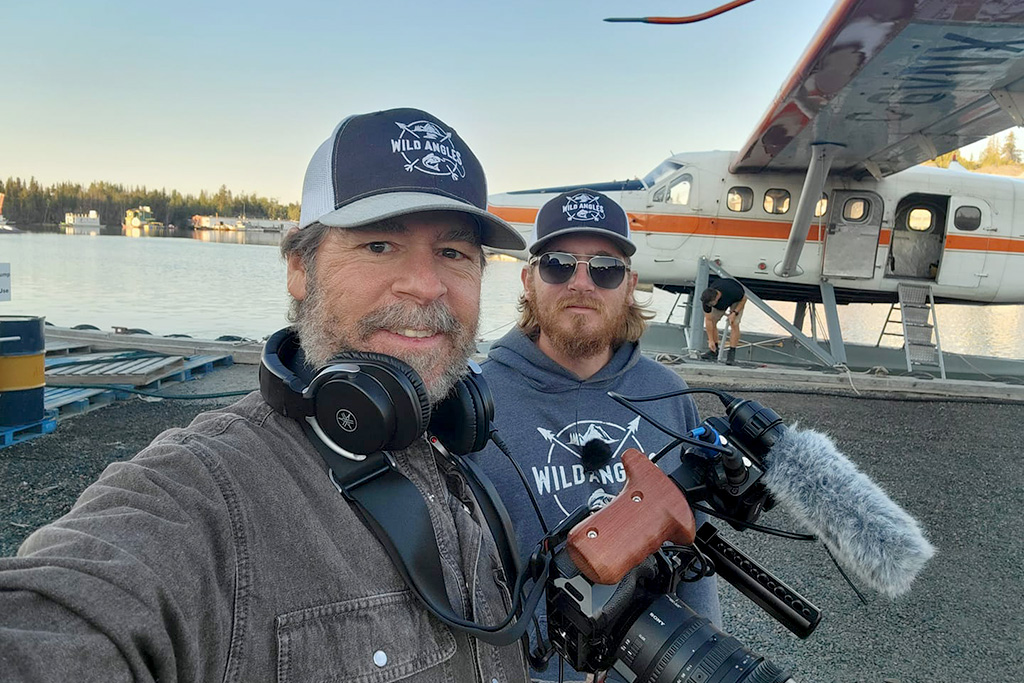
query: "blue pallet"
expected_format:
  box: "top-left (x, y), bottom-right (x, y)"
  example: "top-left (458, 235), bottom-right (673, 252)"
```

top-left (0, 412), bottom-right (58, 449)
top-left (44, 387), bottom-right (117, 417)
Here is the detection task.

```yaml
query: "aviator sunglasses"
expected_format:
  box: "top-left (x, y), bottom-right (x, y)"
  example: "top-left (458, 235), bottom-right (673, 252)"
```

top-left (530, 252), bottom-right (629, 290)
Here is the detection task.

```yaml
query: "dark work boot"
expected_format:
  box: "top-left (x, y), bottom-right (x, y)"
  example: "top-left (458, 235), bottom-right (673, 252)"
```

top-left (726, 347), bottom-right (737, 366)
top-left (700, 348), bottom-right (718, 361)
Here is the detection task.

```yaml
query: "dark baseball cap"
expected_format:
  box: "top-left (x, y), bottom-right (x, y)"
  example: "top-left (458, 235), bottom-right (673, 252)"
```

top-left (298, 107), bottom-right (525, 250)
top-left (529, 188), bottom-right (635, 256)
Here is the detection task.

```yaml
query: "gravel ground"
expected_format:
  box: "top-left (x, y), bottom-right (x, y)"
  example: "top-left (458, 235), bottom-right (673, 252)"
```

top-left (2, 364), bottom-right (1022, 683)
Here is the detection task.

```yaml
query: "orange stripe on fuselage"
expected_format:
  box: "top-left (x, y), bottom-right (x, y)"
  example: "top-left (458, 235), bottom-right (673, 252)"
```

top-left (488, 205), bottom-right (824, 242)
top-left (488, 206), bottom-right (538, 224)
top-left (488, 205), bottom-right (1024, 254)
top-left (946, 235), bottom-right (1024, 253)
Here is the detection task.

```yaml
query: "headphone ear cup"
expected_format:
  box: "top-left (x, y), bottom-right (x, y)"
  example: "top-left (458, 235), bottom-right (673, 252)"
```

top-left (430, 368), bottom-right (494, 455)
top-left (313, 370), bottom-right (398, 454)
top-left (328, 351), bottom-right (431, 450)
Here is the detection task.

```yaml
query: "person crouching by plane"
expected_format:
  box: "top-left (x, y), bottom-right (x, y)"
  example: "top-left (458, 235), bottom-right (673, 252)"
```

top-left (700, 277), bottom-right (747, 365)
top-left (472, 189), bottom-right (721, 682)
top-left (0, 108), bottom-right (533, 682)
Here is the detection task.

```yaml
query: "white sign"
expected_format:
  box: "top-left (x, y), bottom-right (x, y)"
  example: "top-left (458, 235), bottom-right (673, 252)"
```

top-left (0, 263), bottom-right (10, 302)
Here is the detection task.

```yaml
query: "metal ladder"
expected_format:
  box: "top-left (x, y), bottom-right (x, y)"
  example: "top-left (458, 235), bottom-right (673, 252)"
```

top-left (877, 283), bottom-right (946, 379)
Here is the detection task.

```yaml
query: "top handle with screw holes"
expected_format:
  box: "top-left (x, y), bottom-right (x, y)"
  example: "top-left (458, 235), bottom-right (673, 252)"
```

top-left (566, 448), bottom-right (696, 585)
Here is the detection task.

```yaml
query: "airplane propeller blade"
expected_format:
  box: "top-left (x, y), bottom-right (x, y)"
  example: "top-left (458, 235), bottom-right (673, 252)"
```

top-left (606, 0), bottom-right (757, 25)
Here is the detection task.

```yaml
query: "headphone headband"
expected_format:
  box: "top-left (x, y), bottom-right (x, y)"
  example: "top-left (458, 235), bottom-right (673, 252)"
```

top-left (259, 327), bottom-right (494, 458)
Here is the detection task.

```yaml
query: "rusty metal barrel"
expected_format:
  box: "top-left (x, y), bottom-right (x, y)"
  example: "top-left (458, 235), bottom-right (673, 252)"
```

top-left (0, 316), bottom-right (46, 427)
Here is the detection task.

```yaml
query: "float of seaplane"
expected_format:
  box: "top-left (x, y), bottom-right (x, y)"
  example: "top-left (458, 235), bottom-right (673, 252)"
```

top-left (487, 0), bottom-right (1024, 384)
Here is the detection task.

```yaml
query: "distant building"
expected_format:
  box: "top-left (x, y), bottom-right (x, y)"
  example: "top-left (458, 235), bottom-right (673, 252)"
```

top-left (61, 210), bottom-right (105, 235)
top-left (192, 215), bottom-right (243, 230)
top-left (191, 215), bottom-right (298, 231)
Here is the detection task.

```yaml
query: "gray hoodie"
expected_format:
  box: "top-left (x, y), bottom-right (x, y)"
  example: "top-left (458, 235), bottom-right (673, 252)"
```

top-left (472, 329), bottom-right (721, 680)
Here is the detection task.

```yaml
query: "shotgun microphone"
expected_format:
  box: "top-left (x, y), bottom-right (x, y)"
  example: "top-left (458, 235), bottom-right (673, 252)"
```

top-left (759, 427), bottom-right (935, 598)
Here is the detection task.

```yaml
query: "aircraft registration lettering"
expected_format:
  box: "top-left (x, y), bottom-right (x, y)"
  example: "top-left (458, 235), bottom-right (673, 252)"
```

top-left (847, 29), bottom-right (1023, 123)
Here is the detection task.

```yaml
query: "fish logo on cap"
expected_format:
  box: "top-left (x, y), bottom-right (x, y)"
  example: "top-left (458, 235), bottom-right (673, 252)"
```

top-left (562, 192), bottom-right (606, 222)
top-left (391, 120), bottom-right (465, 181)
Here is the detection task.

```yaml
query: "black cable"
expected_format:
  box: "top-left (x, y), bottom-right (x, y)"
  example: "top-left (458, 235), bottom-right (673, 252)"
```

top-left (489, 429), bottom-right (550, 535)
top-left (54, 383), bottom-right (254, 400)
top-left (690, 502), bottom-right (817, 541)
top-left (821, 543), bottom-right (869, 605)
top-left (607, 389), bottom-right (736, 457)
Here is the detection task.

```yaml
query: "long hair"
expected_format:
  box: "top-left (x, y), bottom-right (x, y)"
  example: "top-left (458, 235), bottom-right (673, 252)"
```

top-left (516, 269), bottom-right (655, 344)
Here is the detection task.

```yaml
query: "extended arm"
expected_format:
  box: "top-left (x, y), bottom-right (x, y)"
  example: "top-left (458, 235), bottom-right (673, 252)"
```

top-left (0, 441), bottom-right (238, 682)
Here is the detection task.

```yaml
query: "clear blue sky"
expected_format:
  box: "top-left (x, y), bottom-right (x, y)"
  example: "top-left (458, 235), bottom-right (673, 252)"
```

top-left (3, 0), bottom-right (843, 202)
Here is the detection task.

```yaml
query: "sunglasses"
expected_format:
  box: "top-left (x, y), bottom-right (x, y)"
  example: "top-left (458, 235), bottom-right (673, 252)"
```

top-left (530, 252), bottom-right (629, 290)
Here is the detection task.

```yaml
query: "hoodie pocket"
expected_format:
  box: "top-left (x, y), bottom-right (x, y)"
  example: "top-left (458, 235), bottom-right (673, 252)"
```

top-left (276, 590), bottom-right (456, 683)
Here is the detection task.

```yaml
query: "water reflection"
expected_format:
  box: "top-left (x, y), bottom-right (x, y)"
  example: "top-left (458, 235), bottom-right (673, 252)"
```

top-left (2, 232), bottom-right (1022, 358)
top-left (192, 228), bottom-right (283, 247)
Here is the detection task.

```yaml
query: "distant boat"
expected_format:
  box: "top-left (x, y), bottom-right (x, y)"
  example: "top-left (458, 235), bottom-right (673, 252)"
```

top-left (60, 210), bottom-right (105, 236)
top-left (122, 206), bottom-right (165, 236)
top-left (0, 192), bottom-right (19, 233)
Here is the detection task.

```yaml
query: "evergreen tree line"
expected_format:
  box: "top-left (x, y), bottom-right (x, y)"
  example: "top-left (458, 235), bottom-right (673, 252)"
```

top-left (0, 177), bottom-right (301, 228)
top-left (932, 131), bottom-right (1022, 170)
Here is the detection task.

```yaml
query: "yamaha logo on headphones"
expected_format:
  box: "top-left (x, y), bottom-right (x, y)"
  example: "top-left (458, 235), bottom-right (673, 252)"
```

top-left (336, 409), bottom-right (358, 432)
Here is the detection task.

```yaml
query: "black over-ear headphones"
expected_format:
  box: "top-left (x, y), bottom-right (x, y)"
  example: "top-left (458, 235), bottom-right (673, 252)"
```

top-left (259, 327), bottom-right (494, 459)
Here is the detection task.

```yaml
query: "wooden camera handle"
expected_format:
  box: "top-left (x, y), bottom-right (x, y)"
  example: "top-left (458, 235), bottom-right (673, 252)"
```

top-left (566, 448), bottom-right (696, 584)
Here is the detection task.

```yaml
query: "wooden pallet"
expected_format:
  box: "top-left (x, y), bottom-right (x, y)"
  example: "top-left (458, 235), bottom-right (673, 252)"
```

top-left (45, 340), bottom-right (93, 356)
top-left (45, 355), bottom-right (186, 387)
top-left (44, 386), bottom-right (117, 417)
top-left (0, 412), bottom-right (58, 449)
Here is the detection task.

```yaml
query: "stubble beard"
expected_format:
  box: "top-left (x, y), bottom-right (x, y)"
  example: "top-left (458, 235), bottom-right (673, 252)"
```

top-left (530, 280), bottom-right (629, 360)
top-left (294, 277), bottom-right (478, 404)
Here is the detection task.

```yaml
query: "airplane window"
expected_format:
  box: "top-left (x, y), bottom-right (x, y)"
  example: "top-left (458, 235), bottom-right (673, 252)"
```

top-left (954, 206), bottom-right (981, 231)
top-left (908, 208), bottom-right (933, 231)
top-left (842, 198), bottom-right (868, 221)
top-left (727, 187), bottom-right (752, 212)
top-left (642, 160), bottom-right (683, 188)
top-left (814, 194), bottom-right (828, 217)
top-left (763, 189), bottom-right (790, 214)
top-left (667, 174), bottom-right (692, 205)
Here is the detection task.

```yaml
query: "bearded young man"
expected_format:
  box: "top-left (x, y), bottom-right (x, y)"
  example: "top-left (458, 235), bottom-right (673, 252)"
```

top-left (0, 108), bottom-right (532, 683)
top-left (471, 189), bottom-right (721, 682)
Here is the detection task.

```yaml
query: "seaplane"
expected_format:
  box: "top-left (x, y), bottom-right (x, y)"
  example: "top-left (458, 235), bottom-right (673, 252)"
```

top-left (486, 0), bottom-right (1024, 379)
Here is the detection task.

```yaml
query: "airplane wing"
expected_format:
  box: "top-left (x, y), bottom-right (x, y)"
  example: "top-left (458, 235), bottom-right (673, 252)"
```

top-left (731, 0), bottom-right (1024, 179)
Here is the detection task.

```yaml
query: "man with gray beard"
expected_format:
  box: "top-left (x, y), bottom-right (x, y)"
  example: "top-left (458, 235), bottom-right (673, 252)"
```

top-left (0, 108), bottom-right (531, 683)
top-left (471, 189), bottom-right (721, 682)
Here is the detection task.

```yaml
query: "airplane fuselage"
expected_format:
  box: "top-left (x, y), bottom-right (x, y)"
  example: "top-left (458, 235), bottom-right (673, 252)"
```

top-left (488, 151), bottom-right (1024, 305)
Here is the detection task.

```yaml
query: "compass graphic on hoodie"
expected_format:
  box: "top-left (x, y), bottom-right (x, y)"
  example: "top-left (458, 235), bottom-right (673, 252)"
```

top-left (533, 416), bottom-right (645, 518)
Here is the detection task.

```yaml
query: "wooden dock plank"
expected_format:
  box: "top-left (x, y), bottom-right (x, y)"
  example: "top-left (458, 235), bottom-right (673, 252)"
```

top-left (46, 356), bottom-right (185, 386)
top-left (44, 327), bottom-right (264, 364)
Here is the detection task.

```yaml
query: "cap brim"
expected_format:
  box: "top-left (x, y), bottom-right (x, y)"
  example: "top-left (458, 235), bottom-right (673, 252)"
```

top-left (314, 192), bottom-right (526, 250)
top-left (529, 227), bottom-right (636, 257)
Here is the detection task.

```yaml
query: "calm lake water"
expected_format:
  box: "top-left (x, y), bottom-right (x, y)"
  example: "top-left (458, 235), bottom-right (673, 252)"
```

top-left (2, 231), bottom-right (1022, 358)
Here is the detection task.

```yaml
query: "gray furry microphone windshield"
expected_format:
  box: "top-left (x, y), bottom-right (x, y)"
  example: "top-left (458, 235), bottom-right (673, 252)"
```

top-left (761, 427), bottom-right (935, 598)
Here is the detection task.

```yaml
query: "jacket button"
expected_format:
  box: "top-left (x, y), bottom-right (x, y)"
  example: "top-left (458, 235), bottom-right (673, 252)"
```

top-left (373, 650), bottom-right (388, 667)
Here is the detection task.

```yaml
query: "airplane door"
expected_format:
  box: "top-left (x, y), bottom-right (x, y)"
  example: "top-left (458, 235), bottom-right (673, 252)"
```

top-left (821, 191), bottom-right (883, 279)
top-left (936, 197), bottom-right (990, 288)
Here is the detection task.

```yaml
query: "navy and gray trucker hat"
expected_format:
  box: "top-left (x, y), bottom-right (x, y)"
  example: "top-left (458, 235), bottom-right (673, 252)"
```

top-left (299, 107), bottom-right (525, 250)
top-left (529, 188), bottom-right (635, 256)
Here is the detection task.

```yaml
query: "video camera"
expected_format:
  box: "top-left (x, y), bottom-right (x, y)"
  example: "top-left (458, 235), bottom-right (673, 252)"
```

top-left (522, 392), bottom-right (821, 683)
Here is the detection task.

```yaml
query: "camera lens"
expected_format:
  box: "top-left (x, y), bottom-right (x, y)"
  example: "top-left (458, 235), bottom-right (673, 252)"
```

top-left (614, 594), bottom-right (790, 683)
